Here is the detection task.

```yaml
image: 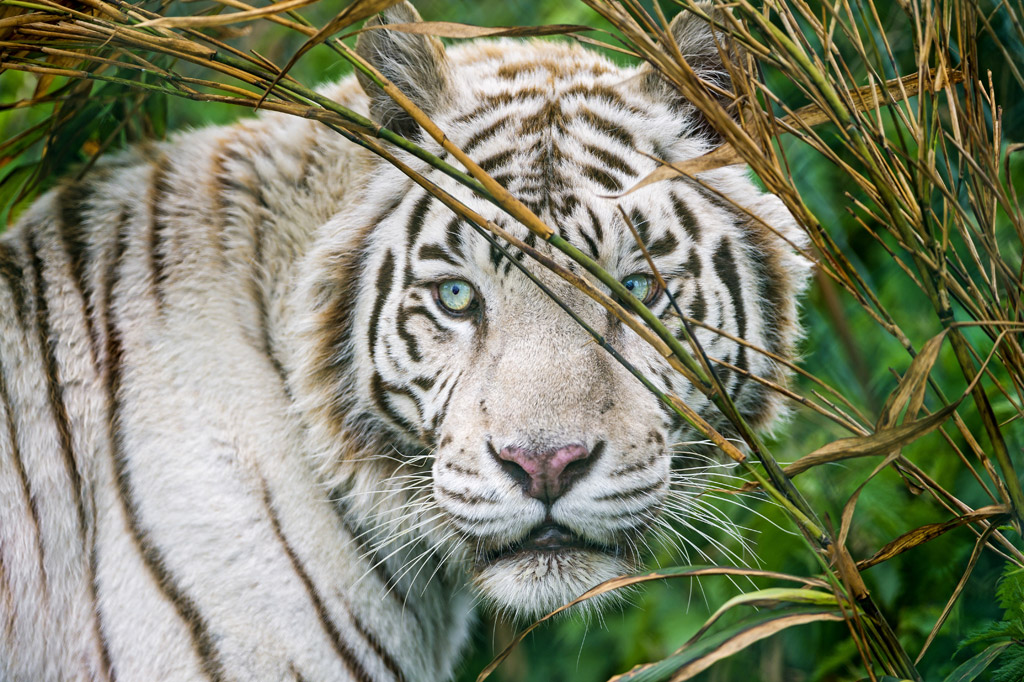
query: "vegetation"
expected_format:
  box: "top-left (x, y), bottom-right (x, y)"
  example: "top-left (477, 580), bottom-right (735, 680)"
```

top-left (1, 0), bottom-right (1022, 679)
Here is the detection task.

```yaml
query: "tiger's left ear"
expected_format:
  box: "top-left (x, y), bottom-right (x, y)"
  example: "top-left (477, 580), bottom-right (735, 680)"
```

top-left (638, 7), bottom-right (739, 119)
top-left (355, 1), bottom-right (451, 140)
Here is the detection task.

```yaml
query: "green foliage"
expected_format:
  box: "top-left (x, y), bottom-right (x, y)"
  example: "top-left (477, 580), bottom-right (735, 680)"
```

top-left (957, 564), bottom-right (1024, 682)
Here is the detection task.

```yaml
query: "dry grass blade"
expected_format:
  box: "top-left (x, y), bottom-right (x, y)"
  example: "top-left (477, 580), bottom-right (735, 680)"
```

top-left (361, 20), bottom-right (595, 38)
top-left (268, 0), bottom-right (402, 90)
top-left (621, 69), bottom-right (965, 197)
top-left (877, 331), bottom-right (948, 429)
top-left (783, 69), bottom-right (965, 130)
top-left (857, 505), bottom-right (1008, 571)
top-left (783, 403), bottom-right (959, 478)
top-left (915, 524), bottom-right (1001, 663)
top-left (136, 0), bottom-right (320, 28)
top-left (616, 144), bottom-right (744, 196)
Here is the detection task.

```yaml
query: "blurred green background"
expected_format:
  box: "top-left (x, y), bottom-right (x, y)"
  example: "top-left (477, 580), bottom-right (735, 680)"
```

top-left (1, 1), bottom-right (1022, 679)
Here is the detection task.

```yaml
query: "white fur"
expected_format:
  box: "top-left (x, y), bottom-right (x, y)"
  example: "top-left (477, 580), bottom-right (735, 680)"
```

top-left (0, 10), bottom-right (809, 682)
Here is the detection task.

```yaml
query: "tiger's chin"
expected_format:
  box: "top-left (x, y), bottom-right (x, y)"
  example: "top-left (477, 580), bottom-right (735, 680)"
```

top-left (470, 524), bottom-right (635, 620)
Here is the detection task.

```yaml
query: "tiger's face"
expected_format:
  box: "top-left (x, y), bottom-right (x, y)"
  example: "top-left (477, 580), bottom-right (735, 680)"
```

top-left (296, 4), bottom-right (808, 619)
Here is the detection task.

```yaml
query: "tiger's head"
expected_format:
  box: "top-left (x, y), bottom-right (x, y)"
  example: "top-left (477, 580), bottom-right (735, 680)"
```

top-left (294, 2), bottom-right (809, 619)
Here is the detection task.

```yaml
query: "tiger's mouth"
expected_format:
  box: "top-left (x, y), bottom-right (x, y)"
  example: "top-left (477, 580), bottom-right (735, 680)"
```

top-left (480, 523), bottom-right (619, 566)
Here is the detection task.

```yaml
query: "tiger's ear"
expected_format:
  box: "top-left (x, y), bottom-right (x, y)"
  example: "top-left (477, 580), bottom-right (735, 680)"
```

top-left (639, 7), bottom-right (738, 120)
top-left (355, 2), bottom-right (451, 140)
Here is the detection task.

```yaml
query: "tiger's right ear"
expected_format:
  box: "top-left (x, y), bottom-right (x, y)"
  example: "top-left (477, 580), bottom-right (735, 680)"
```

top-left (637, 6), bottom-right (740, 127)
top-left (355, 2), bottom-right (451, 140)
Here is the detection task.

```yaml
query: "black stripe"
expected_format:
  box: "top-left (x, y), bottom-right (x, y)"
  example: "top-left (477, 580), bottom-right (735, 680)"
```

top-left (102, 212), bottom-right (225, 681)
top-left (0, 540), bottom-right (10, 638)
top-left (26, 225), bottom-right (117, 678)
top-left (0, 241), bottom-right (27, 317)
top-left (712, 239), bottom-right (749, 393)
top-left (749, 246), bottom-right (786, 355)
top-left (436, 486), bottom-right (493, 505)
top-left (565, 83), bottom-right (645, 116)
top-left (488, 242), bottom-right (504, 271)
top-left (394, 306), bottom-right (422, 363)
top-left (646, 231), bottom-right (679, 259)
top-left (243, 165), bottom-right (292, 394)
top-left (368, 251), bottom-right (395, 362)
top-left (579, 230), bottom-right (600, 259)
top-left (488, 173), bottom-right (513, 192)
top-left (399, 305), bottom-right (448, 335)
top-left (554, 194), bottom-right (580, 219)
top-left (477, 149), bottom-right (516, 174)
top-left (582, 142), bottom-right (637, 177)
top-left (89, 542), bottom-right (116, 681)
top-left (417, 243), bottom-right (459, 267)
top-left (25, 229), bottom-right (89, 548)
top-left (609, 453), bottom-right (659, 478)
top-left (595, 480), bottom-right (664, 502)
top-left (670, 192), bottom-right (700, 243)
top-left (209, 152), bottom-right (234, 271)
top-left (461, 116), bottom-right (509, 153)
top-left (307, 206), bottom-right (399, 440)
top-left (254, 279), bottom-right (291, 395)
top-left (519, 100), bottom-right (564, 140)
top-left (581, 165), bottom-right (622, 193)
top-left (444, 219), bottom-right (465, 260)
top-left (56, 183), bottom-right (101, 367)
top-left (213, 152), bottom-right (291, 396)
top-left (712, 240), bottom-right (747, 340)
top-left (410, 373), bottom-right (437, 392)
top-left (350, 615), bottom-right (407, 682)
top-left (448, 87), bottom-right (544, 126)
top-left (578, 108), bottom-right (636, 149)
top-left (147, 159), bottom-right (171, 311)
top-left (629, 209), bottom-right (650, 246)
top-left (482, 87), bottom-right (544, 108)
top-left (432, 373), bottom-right (457, 431)
top-left (586, 206), bottom-right (605, 244)
top-left (261, 483), bottom-right (375, 682)
top-left (684, 249), bottom-right (702, 279)
top-left (0, 249), bottom-right (48, 596)
top-left (370, 372), bottom-right (420, 435)
top-left (405, 194), bottom-right (433, 245)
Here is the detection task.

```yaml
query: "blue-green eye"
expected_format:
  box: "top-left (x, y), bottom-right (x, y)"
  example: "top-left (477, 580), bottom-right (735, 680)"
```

top-left (622, 273), bottom-right (657, 304)
top-left (436, 279), bottom-right (476, 314)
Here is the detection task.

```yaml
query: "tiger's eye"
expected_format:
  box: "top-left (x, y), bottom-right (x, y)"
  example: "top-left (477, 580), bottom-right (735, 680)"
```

top-left (437, 279), bottom-right (476, 314)
top-left (622, 273), bottom-right (656, 305)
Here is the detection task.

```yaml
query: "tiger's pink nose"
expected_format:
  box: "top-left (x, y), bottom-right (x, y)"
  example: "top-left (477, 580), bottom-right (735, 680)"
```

top-left (495, 443), bottom-right (595, 503)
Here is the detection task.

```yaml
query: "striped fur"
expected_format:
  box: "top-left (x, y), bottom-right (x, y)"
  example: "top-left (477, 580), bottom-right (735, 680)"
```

top-left (0, 3), bottom-right (809, 680)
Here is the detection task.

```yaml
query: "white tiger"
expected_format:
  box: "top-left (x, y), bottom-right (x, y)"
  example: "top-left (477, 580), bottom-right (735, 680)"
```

top-left (0, 3), bottom-right (809, 680)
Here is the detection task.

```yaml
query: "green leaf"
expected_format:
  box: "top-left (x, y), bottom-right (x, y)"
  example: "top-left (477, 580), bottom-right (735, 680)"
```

top-left (944, 642), bottom-right (1013, 682)
top-left (682, 587), bottom-right (842, 649)
top-left (608, 605), bottom-right (845, 682)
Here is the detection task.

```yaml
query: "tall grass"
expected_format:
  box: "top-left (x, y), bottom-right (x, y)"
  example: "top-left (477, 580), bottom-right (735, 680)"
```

top-left (1, 0), bottom-right (1022, 678)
